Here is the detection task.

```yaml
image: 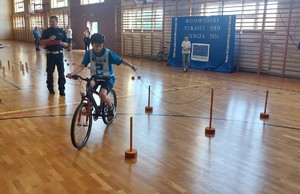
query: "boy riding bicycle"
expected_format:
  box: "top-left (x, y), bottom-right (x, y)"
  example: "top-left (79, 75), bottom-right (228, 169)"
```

top-left (66, 33), bottom-right (137, 115)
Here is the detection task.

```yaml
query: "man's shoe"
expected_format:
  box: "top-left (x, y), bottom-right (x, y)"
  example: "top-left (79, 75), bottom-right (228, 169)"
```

top-left (59, 92), bottom-right (65, 96)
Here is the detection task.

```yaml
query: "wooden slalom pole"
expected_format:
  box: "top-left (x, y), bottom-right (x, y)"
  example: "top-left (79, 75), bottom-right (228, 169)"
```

top-left (145, 85), bottom-right (153, 113)
top-left (125, 117), bottom-right (137, 159)
top-left (260, 90), bottom-right (270, 119)
top-left (205, 89), bottom-right (216, 135)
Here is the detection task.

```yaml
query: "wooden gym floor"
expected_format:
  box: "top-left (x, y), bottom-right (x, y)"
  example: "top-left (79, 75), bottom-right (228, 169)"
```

top-left (0, 41), bottom-right (299, 194)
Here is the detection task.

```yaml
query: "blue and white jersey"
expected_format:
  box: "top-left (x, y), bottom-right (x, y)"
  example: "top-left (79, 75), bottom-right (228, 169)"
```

top-left (81, 48), bottom-right (123, 85)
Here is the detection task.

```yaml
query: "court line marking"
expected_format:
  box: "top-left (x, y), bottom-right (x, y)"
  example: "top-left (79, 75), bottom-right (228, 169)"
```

top-left (0, 77), bottom-right (21, 90)
top-left (0, 103), bottom-right (77, 116)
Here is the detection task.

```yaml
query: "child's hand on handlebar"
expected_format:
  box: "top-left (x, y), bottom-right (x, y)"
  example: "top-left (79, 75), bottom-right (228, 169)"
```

top-left (131, 65), bottom-right (137, 71)
top-left (66, 73), bottom-right (73, 79)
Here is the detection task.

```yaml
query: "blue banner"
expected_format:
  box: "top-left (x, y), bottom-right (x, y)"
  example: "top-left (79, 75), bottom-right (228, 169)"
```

top-left (168, 15), bottom-right (236, 72)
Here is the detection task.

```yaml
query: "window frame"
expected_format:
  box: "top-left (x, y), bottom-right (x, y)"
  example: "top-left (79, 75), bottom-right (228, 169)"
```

top-left (14, 0), bottom-right (25, 13)
top-left (80, 0), bottom-right (105, 5)
top-left (51, 0), bottom-right (68, 9)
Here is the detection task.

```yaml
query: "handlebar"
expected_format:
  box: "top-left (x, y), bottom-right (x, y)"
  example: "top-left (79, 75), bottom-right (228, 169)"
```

top-left (67, 74), bottom-right (110, 82)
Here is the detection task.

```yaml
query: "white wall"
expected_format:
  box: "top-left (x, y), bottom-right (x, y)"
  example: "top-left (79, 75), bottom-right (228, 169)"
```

top-left (0, 0), bottom-right (13, 40)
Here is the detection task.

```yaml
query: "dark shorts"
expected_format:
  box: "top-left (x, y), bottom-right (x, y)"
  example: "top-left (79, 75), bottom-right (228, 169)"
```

top-left (93, 80), bottom-right (113, 93)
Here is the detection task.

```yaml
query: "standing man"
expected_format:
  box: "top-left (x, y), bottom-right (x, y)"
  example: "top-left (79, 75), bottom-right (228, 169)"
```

top-left (64, 25), bottom-right (72, 51)
top-left (83, 27), bottom-right (91, 52)
top-left (41, 16), bottom-right (68, 96)
top-left (181, 34), bottom-right (191, 72)
top-left (33, 26), bottom-right (41, 51)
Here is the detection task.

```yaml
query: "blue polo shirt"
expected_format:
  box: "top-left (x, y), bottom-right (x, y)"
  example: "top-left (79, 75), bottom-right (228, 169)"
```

top-left (41, 27), bottom-right (67, 51)
top-left (33, 29), bottom-right (40, 38)
top-left (81, 48), bottom-right (123, 85)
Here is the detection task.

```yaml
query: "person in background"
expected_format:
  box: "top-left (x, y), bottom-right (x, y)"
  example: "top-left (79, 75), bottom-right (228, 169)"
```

top-left (181, 34), bottom-right (191, 72)
top-left (40, 16), bottom-right (69, 96)
top-left (64, 25), bottom-right (73, 51)
top-left (33, 26), bottom-right (41, 51)
top-left (83, 27), bottom-right (91, 52)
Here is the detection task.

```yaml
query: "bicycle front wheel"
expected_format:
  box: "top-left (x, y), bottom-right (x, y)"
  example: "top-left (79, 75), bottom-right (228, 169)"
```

top-left (70, 101), bottom-right (93, 149)
top-left (102, 89), bottom-right (117, 125)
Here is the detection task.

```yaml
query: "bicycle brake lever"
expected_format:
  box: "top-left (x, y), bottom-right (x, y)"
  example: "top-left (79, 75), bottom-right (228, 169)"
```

top-left (72, 75), bottom-right (79, 80)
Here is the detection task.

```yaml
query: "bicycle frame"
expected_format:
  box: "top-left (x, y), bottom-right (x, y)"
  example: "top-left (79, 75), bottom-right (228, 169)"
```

top-left (70, 74), bottom-right (117, 148)
top-left (73, 74), bottom-right (110, 119)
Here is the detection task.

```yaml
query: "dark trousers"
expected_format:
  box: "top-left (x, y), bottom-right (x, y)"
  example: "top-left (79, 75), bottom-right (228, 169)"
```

top-left (46, 53), bottom-right (66, 92)
top-left (34, 37), bottom-right (40, 50)
top-left (84, 38), bottom-right (90, 52)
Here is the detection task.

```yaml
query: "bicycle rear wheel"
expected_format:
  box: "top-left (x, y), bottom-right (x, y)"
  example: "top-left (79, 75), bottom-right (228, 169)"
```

top-left (70, 101), bottom-right (93, 149)
top-left (102, 89), bottom-right (117, 125)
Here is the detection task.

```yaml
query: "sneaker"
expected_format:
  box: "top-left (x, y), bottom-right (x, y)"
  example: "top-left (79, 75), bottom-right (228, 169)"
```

top-left (59, 91), bottom-right (65, 96)
top-left (49, 89), bottom-right (55, 94)
top-left (183, 68), bottom-right (187, 72)
top-left (107, 104), bottom-right (115, 121)
top-left (108, 103), bottom-right (115, 115)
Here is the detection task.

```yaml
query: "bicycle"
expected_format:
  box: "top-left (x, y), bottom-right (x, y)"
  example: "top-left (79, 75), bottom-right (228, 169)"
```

top-left (156, 46), bottom-right (169, 62)
top-left (69, 74), bottom-right (117, 149)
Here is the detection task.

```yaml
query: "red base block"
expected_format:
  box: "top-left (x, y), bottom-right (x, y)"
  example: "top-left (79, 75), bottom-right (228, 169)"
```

top-left (260, 112), bottom-right (269, 119)
top-left (145, 106), bottom-right (153, 113)
top-left (205, 127), bottom-right (215, 135)
top-left (125, 149), bottom-right (137, 159)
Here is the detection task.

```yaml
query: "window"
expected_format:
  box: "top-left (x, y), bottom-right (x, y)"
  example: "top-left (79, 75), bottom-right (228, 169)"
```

top-left (123, 8), bottom-right (163, 30)
top-left (201, 2), bottom-right (222, 16)
top-left (51, 0), bottom-right (68, 8)
top-left (55, 13), bottom-right (69, 28)
top-left (91, 22), bottom-right (99, 33)
top-left (81, 0), bottom-right (104, 5)
top-left (201, 0), bottom-right (278, 30)
top-left (30, 0), bottom-right (43, 11)
top-left (30, 15), bottom-right (43, 28)
top-left (15, 0), bottom-right (25, 13)
top-left (14, 16), bottom-right (25, 28)
top-left (257, 1), bottom-right (278, 30)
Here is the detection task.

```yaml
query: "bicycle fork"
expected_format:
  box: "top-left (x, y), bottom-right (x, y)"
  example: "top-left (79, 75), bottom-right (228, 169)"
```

top-left (77, 98), bottom-right (91, 127)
